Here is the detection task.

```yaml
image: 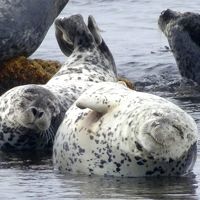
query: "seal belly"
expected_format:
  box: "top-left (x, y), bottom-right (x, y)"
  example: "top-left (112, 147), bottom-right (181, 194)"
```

top-left (53, 82), bottom-right (198, 177)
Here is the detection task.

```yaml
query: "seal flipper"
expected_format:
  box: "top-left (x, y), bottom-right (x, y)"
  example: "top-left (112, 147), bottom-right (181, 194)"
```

top-left (88, 15), bottom-right (102, 45)
top-left (55, 15), bottom-right (95, 57)
top-left (55, 24), bottom-right (74, 56)
top-left (88, 15), bottom-right (117, 75)
top-left (76, 90), bottom-right (119, 114)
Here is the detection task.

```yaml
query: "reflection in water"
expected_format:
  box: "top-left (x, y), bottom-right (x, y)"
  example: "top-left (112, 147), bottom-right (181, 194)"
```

top-left (57, 174), bottom-right (199, 200)
top-left (0, 156), bottom-right (199, 200)
top-left (1, 0), bottom-right (200, 199)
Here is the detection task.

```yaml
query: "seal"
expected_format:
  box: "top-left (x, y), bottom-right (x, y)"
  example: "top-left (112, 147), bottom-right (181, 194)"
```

top-left (0, 14), bottom-right (117, 151)
top-left (0, 0), bottom-right (69, 62)
top-left (158, 9), bottom-right (200, 85)
top-left (53, 82), bottom-right (198, 177)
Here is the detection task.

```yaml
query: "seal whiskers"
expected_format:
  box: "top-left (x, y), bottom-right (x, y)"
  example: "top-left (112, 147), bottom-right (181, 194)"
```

top-left (0, 15), bottom-right (118, 151)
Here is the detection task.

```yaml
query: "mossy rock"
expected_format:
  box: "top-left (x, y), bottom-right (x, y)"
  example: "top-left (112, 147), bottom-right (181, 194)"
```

top-left (0, 56), bottom-right (61, 95)
top-left (118, 77), bottom-right (135, 90)
top-left (0, 56), bottom-right (134, 95)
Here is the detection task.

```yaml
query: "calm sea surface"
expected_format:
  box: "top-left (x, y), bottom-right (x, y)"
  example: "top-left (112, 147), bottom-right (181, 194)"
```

top-left (1, 0), bottom-right (200, 199)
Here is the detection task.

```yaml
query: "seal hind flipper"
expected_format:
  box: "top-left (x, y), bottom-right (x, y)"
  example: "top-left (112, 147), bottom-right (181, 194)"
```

top-left (88, 15), bottom-right (117, 75)
top-left (55, 24), bottom-right (74, 56)
top-left (55, 15), bottom-right (95, 56)
top-left (88, 15), bottom-right (103, 45)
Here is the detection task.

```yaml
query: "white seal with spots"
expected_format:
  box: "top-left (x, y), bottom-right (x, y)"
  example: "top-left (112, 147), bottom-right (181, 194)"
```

top-left (53, 82), bottom-right (198, 177)
top-left (0, 15), bottom-right (117, 151)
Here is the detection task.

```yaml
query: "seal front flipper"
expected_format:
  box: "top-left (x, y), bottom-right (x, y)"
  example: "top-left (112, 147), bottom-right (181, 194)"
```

top-left (76, 93), bottom-right (119, 114)
top-left (76, 84), bottom-right (121, 114)
top-left (158, 9), bottom-right (200, 84)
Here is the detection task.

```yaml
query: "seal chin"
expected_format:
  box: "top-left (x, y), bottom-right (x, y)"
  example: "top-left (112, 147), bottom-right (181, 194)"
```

top-left (137, 117), bottom-right (191, 160)
top-left (17, 118), bottom-right (51, 131)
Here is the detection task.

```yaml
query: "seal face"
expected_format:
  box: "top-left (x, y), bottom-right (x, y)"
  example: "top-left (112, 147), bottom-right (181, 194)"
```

top-left (0, 85), bottom-right (65, 151)
top-left (0, 0), bottom-right (69, 62)
top-left (158, 9), bottom-right (200, 84)
top-left (0, 15), bottom-right (117, 151)
top-left (53, 82), bottom-right (198, 177)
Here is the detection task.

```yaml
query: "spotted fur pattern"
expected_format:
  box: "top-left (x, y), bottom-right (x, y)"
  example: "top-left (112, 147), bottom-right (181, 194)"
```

top-left (53, 82), bottom-right (198, 177)
top-left (0, 15), bottom-right (117, 151)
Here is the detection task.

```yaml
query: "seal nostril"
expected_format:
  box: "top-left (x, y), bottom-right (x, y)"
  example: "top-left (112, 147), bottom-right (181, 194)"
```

top-left (30, 107), bottom-right (44, 118)
top-left (31, 107), bottom-right (37, 116)
top-left (38, 111), bottom-right (44, 118)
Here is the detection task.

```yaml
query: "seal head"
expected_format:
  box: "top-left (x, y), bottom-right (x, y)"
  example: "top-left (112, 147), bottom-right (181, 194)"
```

top-left (0, 85), bottom-right (65, 151)
top-left (158, 9), bottom-right (200, 84)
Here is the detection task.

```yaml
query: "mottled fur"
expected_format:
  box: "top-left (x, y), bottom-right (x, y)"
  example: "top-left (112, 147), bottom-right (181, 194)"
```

top-left (53, 82), bottom-right (197, 177)
top-left (0, 15), bottom-right (117, 151)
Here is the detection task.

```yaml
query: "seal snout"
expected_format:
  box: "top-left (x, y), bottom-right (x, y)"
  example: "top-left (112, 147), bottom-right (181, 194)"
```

top-left (18, 106), bottom-right (51, 131)
top-left (30, 107), bottom-right (44, 119)
top-left (159, 9), bottom-right (181, 23)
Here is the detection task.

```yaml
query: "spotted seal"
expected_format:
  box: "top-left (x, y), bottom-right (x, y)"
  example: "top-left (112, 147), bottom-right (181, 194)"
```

top-left (158, 9), bottom-right (200, 85)
top-left (0, 0), bottom-right (69, 62)
top-left (0, 15), bottom-right (117, 151)
top-left (53, 82), bottom-right (198, 177)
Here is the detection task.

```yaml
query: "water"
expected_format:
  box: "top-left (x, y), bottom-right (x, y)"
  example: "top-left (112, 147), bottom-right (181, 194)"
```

top-left (1, 0), bottom-right (200, 199)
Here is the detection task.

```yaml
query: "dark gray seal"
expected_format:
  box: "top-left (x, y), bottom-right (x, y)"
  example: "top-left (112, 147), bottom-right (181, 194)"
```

top-left (0, 0), bottom-right (69, 62)
top-left (0, 14), bottom-right (117, 152)
top-left (158, 9), bottom-right (200, 85)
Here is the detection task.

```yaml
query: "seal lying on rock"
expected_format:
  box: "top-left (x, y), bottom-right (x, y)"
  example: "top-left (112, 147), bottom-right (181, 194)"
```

top-left (0, 0), bottom-right (69, 62)
top-left (53, 82), bottom-right (198, 177)
top-left (0, 15), bottom-right (117, 151)
top-left (158, 9), bottom-right (200, 85)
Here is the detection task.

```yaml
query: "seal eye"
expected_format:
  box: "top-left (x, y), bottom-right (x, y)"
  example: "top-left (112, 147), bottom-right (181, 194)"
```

top-left (31, 107), bottom-right (37, 116)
